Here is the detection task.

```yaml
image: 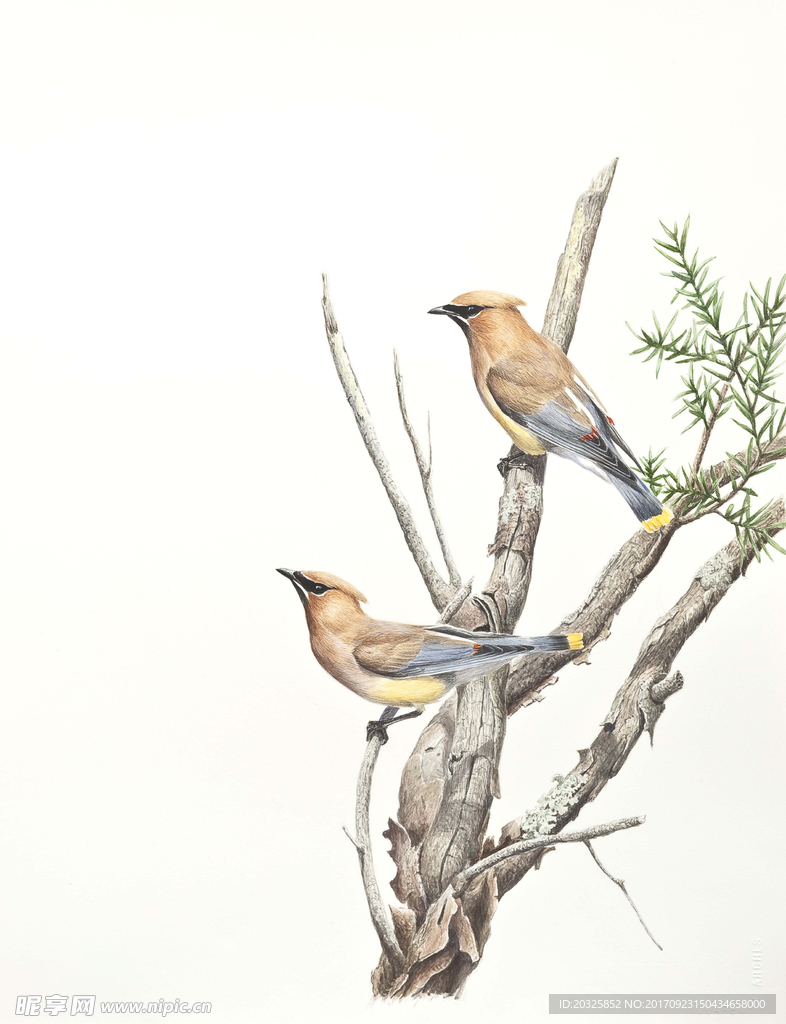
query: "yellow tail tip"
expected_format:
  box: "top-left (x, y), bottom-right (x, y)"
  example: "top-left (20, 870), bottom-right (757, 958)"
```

top-left (641, 506), bottom-right (674, 533)
top-left (567, 632), bottom-right (583, 650)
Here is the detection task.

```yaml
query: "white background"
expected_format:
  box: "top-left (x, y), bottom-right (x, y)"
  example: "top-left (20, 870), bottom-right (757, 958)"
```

top-left (0, 1), bottom-right (784, 1021)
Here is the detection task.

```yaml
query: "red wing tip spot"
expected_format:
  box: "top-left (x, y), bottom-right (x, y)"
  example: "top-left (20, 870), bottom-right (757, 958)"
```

top-left (607, 416), bottom-right (615, 425)
top-left (473, 643), bottom-right (482, 653)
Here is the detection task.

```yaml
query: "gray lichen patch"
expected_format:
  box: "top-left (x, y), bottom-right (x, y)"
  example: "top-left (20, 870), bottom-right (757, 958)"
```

top-left (696, 550), bottom-right (735, 592)
top-left (519, 773), bottom-right (586, 839)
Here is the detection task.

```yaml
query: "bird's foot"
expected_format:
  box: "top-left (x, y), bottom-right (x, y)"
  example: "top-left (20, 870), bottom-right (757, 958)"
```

top-left (366, 706), bottom-right (424, 744)
top-left (497, 453), bottom-right (529, 476)
top-left (366, 720), bottom-right (390, 744)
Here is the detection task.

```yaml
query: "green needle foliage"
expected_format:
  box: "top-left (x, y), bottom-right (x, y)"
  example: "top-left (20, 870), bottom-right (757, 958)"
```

top-left (628, 218), bottom-right (786, 563)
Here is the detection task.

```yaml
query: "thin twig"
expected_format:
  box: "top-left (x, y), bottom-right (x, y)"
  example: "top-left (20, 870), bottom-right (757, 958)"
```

top-left (584, 839), bottom-right (663, 951)
top-left (349, 733), bottom-right (405, 971)
top-left (394, 350), bottom-right (462, 588)
top-left (342, 825), bottom-right (360, 850)
top-left (451, 816), bottom-right (645, 894)
top-left (438, 577), bottom-right (474, 624)
top-left (321, 276), bottom-right (452, 612)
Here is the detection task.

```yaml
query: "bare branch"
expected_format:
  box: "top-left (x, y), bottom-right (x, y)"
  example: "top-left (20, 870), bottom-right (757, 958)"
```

top-left (401, 159), bottom-right (622, 910)
top-left (542, 158), bottom-right (619, 353)
top-left (438, 576), bottom-right (473, 624)
top-left (493, 499), bottom-right (786, 898)
top-left (394, 350), bottom-right (462, 588)
top-left (504, 431), bottom-right (785, 710)
top-left (505, 524), bottom-right (675, 712)
top-left (584, 840), bottom-right (663, 951)
top-left (350, 734), bottom-right (405, 971)
top-left (321, 275), bottom-right (452, 611)
top-left (482, 157), bottom-right (620, 635)
top-left (342, 826), bottom-right (361, 850)
top-left (452, 816), bottom-right (645, 894)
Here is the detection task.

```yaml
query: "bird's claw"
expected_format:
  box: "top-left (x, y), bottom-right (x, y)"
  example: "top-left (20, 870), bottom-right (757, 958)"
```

top-left (366, 720), bottom-right (390, 744)
top-left (497, 454), bottom-right (528, 476)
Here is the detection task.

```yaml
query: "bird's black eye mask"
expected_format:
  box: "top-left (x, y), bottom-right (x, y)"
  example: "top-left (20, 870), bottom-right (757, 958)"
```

top-left (441, 304), bottom-right (491, 320)
top-left (293, 572), bottom-right (334, 597)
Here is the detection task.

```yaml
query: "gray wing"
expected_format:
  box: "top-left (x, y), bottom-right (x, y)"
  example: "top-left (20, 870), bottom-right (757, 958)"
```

top-left (578, 388), bottom-right (643, 471)
top-left (497, 394), bottom-right (634, 481)
top-left (385, 628), bottom-right (540, 678)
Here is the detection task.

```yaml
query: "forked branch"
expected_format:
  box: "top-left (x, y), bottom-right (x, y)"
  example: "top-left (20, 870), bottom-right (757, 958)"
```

top-left (321, 276), bottom-right (452, 611)
top-left (394, 350), bottom-right (462, 588)
top-left (451, 815), bottom-right (645, 893)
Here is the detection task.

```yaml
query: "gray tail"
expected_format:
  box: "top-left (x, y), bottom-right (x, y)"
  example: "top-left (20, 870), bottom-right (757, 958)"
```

top-left (517, 632), bottom-right (583, 654)
top-left (477, 632), bottom-right (583, 656)
top-left (610, 470), bottom-right (673, 532)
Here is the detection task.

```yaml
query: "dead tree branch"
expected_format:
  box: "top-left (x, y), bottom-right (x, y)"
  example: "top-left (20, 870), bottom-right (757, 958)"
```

top-left (373, 509), bottom-right (781, 997)
top-left (393, 350), bottom-right (462, 588)
top-left (505, 523), bottom-right (675, 712)
top-left (321, 275), bottom-right (452, 611)
top-left (483, 157), bottom-right (619, 633)
top-left (438, 577), bottom-right (473, 624)
top-left (502, 430), bottom-right (786, 712)
top-left (452, 816), bottom-right (645, 893)
top-left (319, 161), bottom-right (784, 1000)
top-left (397, 158), bottom-right (621, 920)
top-left (584, 840), bottom-right (663, 951)
top-left (491, 499), bottom-right (785, 898)
top-left (346, 733), bottom-right (405, 972)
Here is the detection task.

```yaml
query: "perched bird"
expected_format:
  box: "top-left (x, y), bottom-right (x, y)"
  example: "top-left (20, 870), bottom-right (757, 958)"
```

top-left (277, 568), bottom-right (583, 741)
top-left (428, 290), bottom-right (672, 532)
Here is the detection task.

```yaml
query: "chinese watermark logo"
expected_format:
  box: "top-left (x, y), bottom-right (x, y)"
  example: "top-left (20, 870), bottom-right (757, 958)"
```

top-left (15, 996), bottom-right (210, 1016)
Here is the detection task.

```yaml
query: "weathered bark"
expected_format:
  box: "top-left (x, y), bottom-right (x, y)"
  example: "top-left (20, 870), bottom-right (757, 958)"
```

top-left (409, 159), bottom-right (619, 914)
top-left (492, 500), bottom-right (785, 897)
top-left (322, 160), bottom-right (785, 1000)
top-left (372, 160), bottom-right (620, 996)
top-left (373, 501), bottom-right (784, 997)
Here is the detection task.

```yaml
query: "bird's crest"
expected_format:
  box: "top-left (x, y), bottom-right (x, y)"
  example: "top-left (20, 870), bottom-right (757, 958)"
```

top-left (450, 290), bottom-right (527, 308)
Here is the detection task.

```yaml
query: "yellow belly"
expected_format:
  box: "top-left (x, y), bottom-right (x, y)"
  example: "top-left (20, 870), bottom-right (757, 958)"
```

top-left (482, 386), bottom-right (546, 455)
top-left (500, 415), bottom-right (546, 456)
top-left (368, 676), bottom-right (447, 707)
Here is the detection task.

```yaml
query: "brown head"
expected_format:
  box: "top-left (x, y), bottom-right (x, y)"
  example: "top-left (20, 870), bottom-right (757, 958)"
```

top-left (428, 289), bottom-right (531, 352)
top-left (277, 568), bottom-right (368, 628)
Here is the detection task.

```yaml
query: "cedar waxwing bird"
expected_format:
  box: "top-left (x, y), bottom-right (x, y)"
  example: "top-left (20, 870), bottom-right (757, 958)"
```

top-left (277, 568), bottom-right (583, 741)
top-left (428, 290), bottom-right (673, 532)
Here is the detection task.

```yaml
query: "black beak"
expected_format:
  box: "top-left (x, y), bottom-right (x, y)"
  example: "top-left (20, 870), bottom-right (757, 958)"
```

top-left (428, 306), bottom-right (448, 316)
top-left (276, 568), bottom-right (308, 608)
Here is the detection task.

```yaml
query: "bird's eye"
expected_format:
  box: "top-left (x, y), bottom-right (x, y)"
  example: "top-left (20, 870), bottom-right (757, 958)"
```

top-left (312, 584), bottom-right (327, 595)
top-left (467, 305), bottom-right (480, 316)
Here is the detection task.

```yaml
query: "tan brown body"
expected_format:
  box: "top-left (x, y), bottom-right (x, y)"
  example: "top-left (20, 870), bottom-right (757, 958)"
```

top-left (278, 569), bottom-right (582, 713)
top-left (304, 587), bottom-right (447, 707)
top-left (429, 290), bottom-right (673, 532)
